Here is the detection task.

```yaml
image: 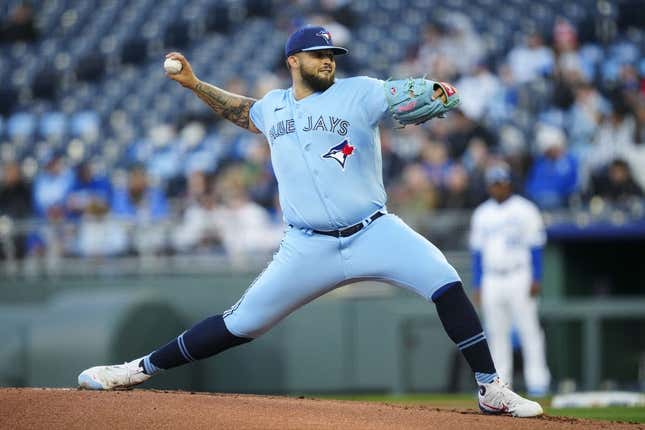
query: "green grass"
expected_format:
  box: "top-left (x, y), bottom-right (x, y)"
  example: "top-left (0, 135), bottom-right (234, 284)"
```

top-left (310, 393), bottom-right (645, 423)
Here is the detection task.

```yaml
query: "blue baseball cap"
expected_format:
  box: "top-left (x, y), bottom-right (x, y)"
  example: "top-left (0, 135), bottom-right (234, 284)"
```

top-left (485, 164), bottom-right (511, 185)
top-left (284, 26), bottom-right (348, 57)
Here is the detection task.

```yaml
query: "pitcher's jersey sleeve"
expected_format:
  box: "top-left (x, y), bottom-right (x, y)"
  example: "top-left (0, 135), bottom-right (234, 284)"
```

top-left (353, 76), bottom-right (390, 126)
top-left (249, 89), bottom-right (282, 136)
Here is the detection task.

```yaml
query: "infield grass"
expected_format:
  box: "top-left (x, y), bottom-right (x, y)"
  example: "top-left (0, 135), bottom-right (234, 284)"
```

top-left (313, 393), bottom-right (645, 423)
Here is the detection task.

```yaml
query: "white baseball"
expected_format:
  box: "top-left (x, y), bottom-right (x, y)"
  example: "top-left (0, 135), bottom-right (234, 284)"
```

top-left (164, 58), bottom-right (182, 74)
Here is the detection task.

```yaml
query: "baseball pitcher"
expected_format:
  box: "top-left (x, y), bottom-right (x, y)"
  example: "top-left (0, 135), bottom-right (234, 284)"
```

top-left (78, 26), bottom-right (542, 417)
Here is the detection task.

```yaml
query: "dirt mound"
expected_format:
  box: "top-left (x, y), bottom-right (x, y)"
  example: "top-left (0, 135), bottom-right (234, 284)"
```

top-left (1, 388), bottom-right (641, 429)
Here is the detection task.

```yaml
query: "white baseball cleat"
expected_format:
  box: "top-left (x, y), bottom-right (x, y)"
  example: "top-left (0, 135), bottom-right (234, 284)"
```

top-left (78, 358), bottom-right (151, 390)
top-left (478, 378), bottom-right (544, 417)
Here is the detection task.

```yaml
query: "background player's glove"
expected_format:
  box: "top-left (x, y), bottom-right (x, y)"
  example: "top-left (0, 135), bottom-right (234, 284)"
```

top-left (385, 78), bottom-right (460, 126)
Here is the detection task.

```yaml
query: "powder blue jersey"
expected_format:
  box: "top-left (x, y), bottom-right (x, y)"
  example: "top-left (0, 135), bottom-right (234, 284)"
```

top-left (249, 76), bottom-right (389, 230)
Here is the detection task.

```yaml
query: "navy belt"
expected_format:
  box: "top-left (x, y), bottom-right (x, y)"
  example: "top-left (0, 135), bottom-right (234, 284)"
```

top-left (312, 211), bottom-right (385, 238)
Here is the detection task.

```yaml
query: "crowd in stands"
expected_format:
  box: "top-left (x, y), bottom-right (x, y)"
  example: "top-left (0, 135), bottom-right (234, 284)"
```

top-left (1, 0), bottom-right (645, 261)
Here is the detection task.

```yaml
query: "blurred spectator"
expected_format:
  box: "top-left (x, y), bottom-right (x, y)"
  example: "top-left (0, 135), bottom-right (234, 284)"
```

top-left (439, 163), bottom-right (483, 210)
top-left (553, 17), bottom-right (579, 56)
top-left (507, 32), bottom-right (554, 84)
top-left (552, 18), bottom-right (587, 90)
top-left (440, 13), bottom-right (485, 75)
top-left (0, 2), bottom-right (38, 43)
top-left (112, 165), bottom-right (169, 255)
top-left (446, 109), bottom-right (496, 159)
top-left (550, 72), bottom-right (577, 111)
top-left (184, 170), bottom-right (210, 204)
top-left (180, 121), bottom-right (215, 172)
top-left (0, 160), bottom-right (31, 259)
top-left (66, 161), bottom-right (113, 221)
top-left (213, 166), bottom-right (282, 259)
top-left (567, 82), bottom-right (607, 157)
top-left (461, 138), bottom-right (490, 204)
top-left (497, 125), bottom-right (530, 180)
top-left (586, 103), bottom-right (637, 173)
top-left (393, 44), bottom-right (424, 78)
top-left (27, 151), bottom-right (76, 259)
top-left (613, 64), bottom-right (641, 110)
top-left (487, 63), bottom-right (521, 125)
top-left (417, 22), bottom-right (456, 81)
top-left (455, 62), bottom-right (501, 121)
top-left (76, 200), bottom-right (128, 258)
top-left (635, 98), bottom-right (645, 143)
top-left (147, 123), bottom-right (182, 183)
top-left (0, 160), bottom-right (32, 220)
top-left (172, 175), bottom-right (224, 253)
top-left (525, 125), bottom-right (578, 209)
top-left (388, 125), bottom-right (427, 161)
top-left (551, 19), bottom-right (586, 112)
top-left (388, 163), bottom-right (438, 217)
top-left (416, 14), bottom-right (484, 79)
top-left (243, 139), bottom-right (279, 215)
top-left (32, 151), bottom-right (75, 219)
top-left (112, 165), bottom-right (169, 220)
top-left (587, 158), bottom-right (644, 206)
top-left (420, 139), bottom-right (452, 188)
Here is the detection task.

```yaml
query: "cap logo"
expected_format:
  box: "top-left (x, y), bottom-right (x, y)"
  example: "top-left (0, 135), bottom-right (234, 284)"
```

top-left (316, 30), bottom-right (332, 44)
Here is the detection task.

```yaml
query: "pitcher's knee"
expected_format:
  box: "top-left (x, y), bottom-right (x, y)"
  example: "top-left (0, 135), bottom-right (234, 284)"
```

top-left (223, 313), bottom-right (275, 339)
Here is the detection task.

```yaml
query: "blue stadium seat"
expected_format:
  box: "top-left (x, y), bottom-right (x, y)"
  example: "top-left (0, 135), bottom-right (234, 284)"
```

top-left (39, 112), bottom-right (67, 139)
top-left (7, 112), bottom-right (37, 140)
top-left (70, 110), bottom-right (100, 138)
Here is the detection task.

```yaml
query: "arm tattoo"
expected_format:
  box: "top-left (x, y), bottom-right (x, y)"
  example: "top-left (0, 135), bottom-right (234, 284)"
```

top-left (193, 81), bottom-right (256, 130)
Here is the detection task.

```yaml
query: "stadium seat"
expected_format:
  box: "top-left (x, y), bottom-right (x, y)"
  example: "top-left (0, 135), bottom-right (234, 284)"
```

top-left (205, 4), bottom-right (231, 34)
top-left (31, 66), bottom-right (59, 100)
top-left (164, 20), bottom-right (190, 49)
top-left (0, 87), bottom-right (18, 116)
top-left (7, 112), bottom-right (36, 141)
top-left (70, 110), bottom-right (100, 139)
top-left (121, 37), bottom-right (149, 65)
top-left (75, 53), bottom-right (106, 82)
top-left (39, 112), bottom-right (67, 140)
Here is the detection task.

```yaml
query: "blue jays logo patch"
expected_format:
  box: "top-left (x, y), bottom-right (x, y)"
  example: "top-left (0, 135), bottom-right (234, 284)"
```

top-left (316, 30), bottom-right (332, 44)
top-left (322, 139), bottom-right (355, 170)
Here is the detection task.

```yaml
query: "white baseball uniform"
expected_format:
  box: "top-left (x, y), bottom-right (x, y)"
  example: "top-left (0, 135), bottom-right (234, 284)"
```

top-left (469, 194), bottom-right (550, 393)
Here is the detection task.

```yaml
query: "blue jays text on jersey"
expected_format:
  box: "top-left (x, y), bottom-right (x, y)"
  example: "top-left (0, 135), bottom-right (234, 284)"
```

top-left (268, 115), bottom-right (350, 142)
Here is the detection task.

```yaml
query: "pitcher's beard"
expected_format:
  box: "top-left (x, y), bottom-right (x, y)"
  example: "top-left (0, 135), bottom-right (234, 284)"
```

top-left (301, 66), bottom-right (335, 92)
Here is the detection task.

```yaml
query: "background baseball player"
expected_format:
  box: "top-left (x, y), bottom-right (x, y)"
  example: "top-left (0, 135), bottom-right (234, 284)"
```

top-left (470, 163), bottom-right (551, 396)
top-left (78, 26), bottom-right (542, 417)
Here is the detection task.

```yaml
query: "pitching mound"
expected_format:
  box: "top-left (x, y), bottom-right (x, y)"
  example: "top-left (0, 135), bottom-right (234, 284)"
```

top-left (0, 388), bottom-right (640, 429)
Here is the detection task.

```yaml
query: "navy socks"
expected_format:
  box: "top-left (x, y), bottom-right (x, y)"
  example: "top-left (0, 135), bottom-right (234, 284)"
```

top-left (432, 282), bottom-right (498, 384)
top-left (141, 314), bottom-right (252, 375)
